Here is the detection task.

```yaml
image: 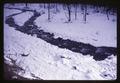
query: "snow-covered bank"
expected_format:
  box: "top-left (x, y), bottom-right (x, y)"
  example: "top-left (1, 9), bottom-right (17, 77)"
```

top-left (35, 9), bottom-right (116, 47)
top-left (5, 8), bottom-right (116, 61)
top-left (4, 4), bottom-right (117, 47)
top-left (13, 12), bottom-right (33, 26)
top-left (4, 4), bottom-right (117, 80)
top-left (4, 21), bottom-right (117, 80)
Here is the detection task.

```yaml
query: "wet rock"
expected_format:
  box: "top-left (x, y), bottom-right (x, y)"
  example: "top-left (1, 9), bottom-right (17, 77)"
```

top-left (5, 17), bottom-right (16, 27)
top-left (95, 47), bottom-right (116, 55)
top-left (57, 37), bottom-right (62, 41)
top-left (72, 66), bottom-right (77, 70)
top-left (71, 47), bottom-right (77, 51)
top-left (28, 28), bottom-right (39, 35)
top-left (80, 48), bottom-right (91, 55)
top-left (60, 56), bottom-right (65, 58)
top-left (50, 39), bottom-right (60, 46)
top-left (93, 53), bottom-right (108, 61)
top-left (92, 47), bottom-right (116, 60)
top-left (21, 53), bottom-right (29, 57)
top-left (78, 43), bottom-right (96, 55)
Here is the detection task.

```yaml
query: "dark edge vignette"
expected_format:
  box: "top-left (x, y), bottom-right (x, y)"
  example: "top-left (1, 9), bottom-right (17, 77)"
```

top-left (1, 0), bottom-right (119, 83)
top-left (0, 0), bottom-right (4, 82)
top-left (117, 2), bottom-right (120, 82)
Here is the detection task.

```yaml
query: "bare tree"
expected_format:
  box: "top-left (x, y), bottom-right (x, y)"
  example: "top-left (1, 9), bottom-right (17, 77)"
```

top-left (53, 3), bottom-right (59, 13)
top-left (48, 4), bottom-right (51, 21)
top-left (44, 3), bottom-right (46, 9)
top-left (74, 4), bottom-right (77, 20)
top-left (106, 8), bottom-right (110, 20)
top-left (25, 3), bottom-right (28, 8)
top-left (55, 3), bottom-right (58, 12)
top-left (81, 4), bottom-right (84, 12)
top-left (83, 4), bottom-right (87, 23)
top-left (95, 6), bottom-right (99, 13)
top-left (62, 4), bottom-right (66, 10)
top-left (67, 4), bottom-right (71, 22)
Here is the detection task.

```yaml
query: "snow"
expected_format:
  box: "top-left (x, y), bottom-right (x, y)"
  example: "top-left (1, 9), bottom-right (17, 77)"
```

top-left (4, 9), bottom-right (21, 16)
top-left (35, 8), bottom-right (116, 47)
top-left (4, 4), bottom-right (117, 80)
top-left (4, 8), bottom-right (21, 22)
top-left (13, 12), bottom-right (33, 26)
top-left (4, 22), bottom-right (116, 80)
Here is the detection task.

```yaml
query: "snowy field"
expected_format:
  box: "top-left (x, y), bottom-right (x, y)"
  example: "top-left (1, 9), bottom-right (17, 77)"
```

top-left (4, 4), bottom-right (117, 80)
top-left (34, 6), bottom-right (116, 47)
top-left (5, 4), bottom-right (117, 47)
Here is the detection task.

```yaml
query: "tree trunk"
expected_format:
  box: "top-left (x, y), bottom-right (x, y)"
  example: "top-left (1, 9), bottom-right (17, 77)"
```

top-left (107, 12), bottom-right (109, 20)
top-left (74, 4), bottom-right (77, 20)
top-left (25, 3), bottom-right (28, 8)
top-left (55, 3), bottom-right (59, 13)
top-left (44, 3), bottom-right (46, 8)
top-left (48, 4), bottom-right (50, 21)
top-left (67, 4), bottom-right (71, 22)
top-left (83, 5), bottom-right (87, 23)
top-left (106, 8), bottom-right (110, 20)
top-left (63, 4), bottom-right (66, 10)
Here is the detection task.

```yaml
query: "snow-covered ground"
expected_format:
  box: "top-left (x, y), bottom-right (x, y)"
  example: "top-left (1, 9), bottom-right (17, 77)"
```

top-left (13, 12), bottom-right (33, 26)
top-left (4, 4), bottom-right (117, 80)
top-left (4, 23), bottom-right (117, 80)
top-left (35, 8), bottom-right (116, 47)
top-left (5, 4), bottom-right (117, 48)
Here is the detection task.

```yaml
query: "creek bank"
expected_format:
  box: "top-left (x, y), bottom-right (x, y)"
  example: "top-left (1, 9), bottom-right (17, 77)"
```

top-left (5, 10), bottom-right (117, 61)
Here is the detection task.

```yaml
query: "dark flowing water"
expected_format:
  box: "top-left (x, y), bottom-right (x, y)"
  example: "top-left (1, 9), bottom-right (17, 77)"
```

top-left (5, 10), bottom-right (117, 61)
